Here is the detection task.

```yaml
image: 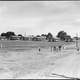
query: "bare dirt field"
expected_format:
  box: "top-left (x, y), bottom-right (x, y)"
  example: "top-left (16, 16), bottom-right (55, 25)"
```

top-left (0, 40), bottom-right (78, 79)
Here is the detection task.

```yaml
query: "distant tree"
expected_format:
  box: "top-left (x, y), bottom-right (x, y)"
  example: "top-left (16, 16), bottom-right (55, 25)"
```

top-left (57, 31), bottom-right (66, 38)
top-left (57, 31), bottom-right (72, 42)
top-left (41, 34), bottom-right (47, 39)
top-left (41, 34), bottom-right (47, 37)
top-left (57, 31), bottom-right (67, 41)
top-left (18, 34), bottom-right (23, 37)
top-left (63, 35), bottom-right (72, 42)
top-left (18, 34), bottom-right (23, 40)
top-left (1, 33), bottom-right (6, 37)
top-left (36, 35), bottom-right (41, 37)
top-left (6, 31), bottom-right (16, 39)
top-left (46, 32), bottom-right (53, 42)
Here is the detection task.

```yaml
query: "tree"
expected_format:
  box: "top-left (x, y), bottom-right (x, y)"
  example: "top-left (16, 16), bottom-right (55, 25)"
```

top-left (57, 31), bottom-right (72, 42)
top-left (36, 35), bottom-right (41, 37)
top-left (46, 32), bottom-right (53, 42)
top-left (1, 33), bottom-right (7, 37)
top-left (18, 34), bottom-right (23, 40)
top-left (63, 35), bottom-right (72, 42)
top-left (41, 34), bottom-right (47, 37)
top-left (18, 34), bottom-right (23, 37)
top-left (6, 31), bottom-right (16, 39)
top-left (41, 34), bottom-right (47, 40)
top-left (57, 31), bottom-right (67, 41)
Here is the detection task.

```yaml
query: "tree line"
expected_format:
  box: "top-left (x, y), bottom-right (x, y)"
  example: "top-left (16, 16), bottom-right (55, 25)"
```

top-left (0, 31), bottom-right (73, 42)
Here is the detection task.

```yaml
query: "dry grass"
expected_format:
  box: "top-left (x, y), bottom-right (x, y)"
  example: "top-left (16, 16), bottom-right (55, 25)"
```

top-left (0, 40), bottom-right (76, 78)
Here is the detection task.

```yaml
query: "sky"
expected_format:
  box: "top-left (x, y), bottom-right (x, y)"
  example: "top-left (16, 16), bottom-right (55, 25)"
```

top-left (0, 1), bottom-right (80, 37)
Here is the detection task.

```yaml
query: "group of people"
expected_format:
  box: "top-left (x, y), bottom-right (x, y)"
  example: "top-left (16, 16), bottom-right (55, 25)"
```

top-left (51, 45), bottom-right (62, 52)
top-left (38, 45), bottom-right (62, 52)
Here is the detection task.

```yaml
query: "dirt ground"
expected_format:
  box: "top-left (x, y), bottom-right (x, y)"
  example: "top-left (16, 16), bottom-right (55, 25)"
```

top-left (0, 41), bottom-right (79, 79)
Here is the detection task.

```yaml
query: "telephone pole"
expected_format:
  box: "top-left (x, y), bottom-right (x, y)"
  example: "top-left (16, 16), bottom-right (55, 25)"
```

top-left (76, 33), bottom-right (79, 51)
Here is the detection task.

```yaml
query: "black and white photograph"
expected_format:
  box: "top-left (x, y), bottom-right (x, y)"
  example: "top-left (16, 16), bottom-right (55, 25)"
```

top-left (0, 1), bottom-right (80, 79)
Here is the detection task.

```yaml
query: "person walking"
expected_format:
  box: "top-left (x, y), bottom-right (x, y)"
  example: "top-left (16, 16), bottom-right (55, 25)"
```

top-left (59, 45), bottom-right (62, 51)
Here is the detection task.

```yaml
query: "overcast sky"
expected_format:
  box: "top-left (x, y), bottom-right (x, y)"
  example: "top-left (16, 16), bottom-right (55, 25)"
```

top-left (0, 1), bottom-right (80, 37)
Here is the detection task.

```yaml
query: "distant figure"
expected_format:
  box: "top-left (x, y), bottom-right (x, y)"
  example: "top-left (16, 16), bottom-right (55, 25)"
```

top-left (59, 45), bottom-right (62, 51)
top-left (77, 47), bottom-right (79, 51)
top-left (39, 47), bottom-right (41, 52)
top-left (53, 46), bottom-right (56, 51)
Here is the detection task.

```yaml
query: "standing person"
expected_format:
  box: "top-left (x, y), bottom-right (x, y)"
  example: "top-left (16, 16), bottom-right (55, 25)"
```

top-left (59, 45), bottom-right (62, 51)
top-left (38, 47), bottom-right (41, 52)
top-left (53, 46), bottom-right (56, 51)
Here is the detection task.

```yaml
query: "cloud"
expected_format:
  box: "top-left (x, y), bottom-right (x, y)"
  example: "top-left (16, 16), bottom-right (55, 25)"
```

top-left (0, 1), bottom-right (80, 36)
top-left (0, 1), bottom-right (76, 17)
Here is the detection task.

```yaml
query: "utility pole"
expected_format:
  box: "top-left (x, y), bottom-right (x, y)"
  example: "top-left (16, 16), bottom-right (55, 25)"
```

top-left (76, 33), bottom-right (79, 51)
